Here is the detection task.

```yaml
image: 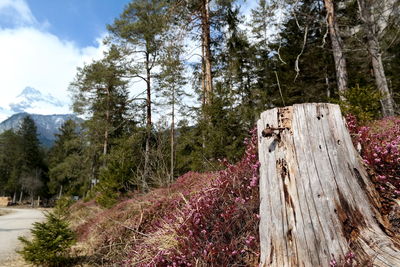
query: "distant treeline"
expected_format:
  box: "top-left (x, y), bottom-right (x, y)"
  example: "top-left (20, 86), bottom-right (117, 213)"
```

top-left (1, 0), bottom-right (399, 206)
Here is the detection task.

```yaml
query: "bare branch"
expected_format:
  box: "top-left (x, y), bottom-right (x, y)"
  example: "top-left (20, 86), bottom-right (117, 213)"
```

top-left (294, 25), bottom-right (309, 82)
top-left (321, 12), bottom-right (329, 48)
top-left (277, 39), bottom-right (287, 64)
top-left (274, 71), bottom-right (285, 106)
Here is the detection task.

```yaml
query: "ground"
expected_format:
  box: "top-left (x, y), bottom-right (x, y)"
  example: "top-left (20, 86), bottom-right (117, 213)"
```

top-left (0, 208), bottom-right (45, 267)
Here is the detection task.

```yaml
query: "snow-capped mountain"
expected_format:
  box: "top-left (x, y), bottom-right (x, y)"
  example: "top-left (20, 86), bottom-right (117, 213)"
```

top-left (0, 113), bottom-right (82, 147)
top-left (0, 87), bottom-right (80, 147)
top-left (0, 87), bottom-right (71, 122)
top-left (8, 86), bottom-right (68, 114)
top-left (0, 107), bottom-right (12, 122)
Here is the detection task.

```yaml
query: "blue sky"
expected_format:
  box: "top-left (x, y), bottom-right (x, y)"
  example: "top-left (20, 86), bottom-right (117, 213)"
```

top-left (0, 0), bottom-right (258, 121)
top-left (0, 0), bottom-right (130, 119)
top-left (25, 0), bottom-right (131, 47)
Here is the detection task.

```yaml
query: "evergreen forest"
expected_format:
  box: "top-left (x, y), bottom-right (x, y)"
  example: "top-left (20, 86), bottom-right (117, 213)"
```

top-left (0, 1), bottom-right (400, 265)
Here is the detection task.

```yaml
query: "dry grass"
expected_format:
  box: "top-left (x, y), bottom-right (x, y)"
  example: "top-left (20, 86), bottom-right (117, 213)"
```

top-left (66, 172), bottom-right (214, 265)
top-left (0, 209), bottom-right (12, 216)
top-left (0, 254), bottom-right (31, 267)
top-left (65, 131), bottom-right (261, 266)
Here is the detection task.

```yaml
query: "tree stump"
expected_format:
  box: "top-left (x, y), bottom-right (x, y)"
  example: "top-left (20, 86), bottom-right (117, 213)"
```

top-left (257, 103), bottom-right (400, 266)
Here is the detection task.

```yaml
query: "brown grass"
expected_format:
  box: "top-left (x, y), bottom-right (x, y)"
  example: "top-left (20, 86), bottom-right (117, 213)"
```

top-left (0, 209), bottom-right (12, 216)
top-left (0, 254), bottom-right (32, 267)
top-left (66, 172), bottom-right (215, 265)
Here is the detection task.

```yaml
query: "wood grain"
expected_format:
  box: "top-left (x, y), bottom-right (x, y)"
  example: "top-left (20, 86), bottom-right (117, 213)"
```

top-left (257, 103), bottom-right (400, 266)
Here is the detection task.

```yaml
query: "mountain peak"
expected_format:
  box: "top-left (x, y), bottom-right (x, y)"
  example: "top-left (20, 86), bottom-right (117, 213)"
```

top-left (0, 87), bottom-right (71, 122)
top-left (9, 87), bottom-right (66, 114)
top-left (18, 87), bottom-right (42, 97)
top-left (0, 113), bottom-right (82, 147)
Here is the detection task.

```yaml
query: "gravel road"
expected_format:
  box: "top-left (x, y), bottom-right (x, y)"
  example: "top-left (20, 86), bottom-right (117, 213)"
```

top-left (0, 208), bottom-right (45, 265)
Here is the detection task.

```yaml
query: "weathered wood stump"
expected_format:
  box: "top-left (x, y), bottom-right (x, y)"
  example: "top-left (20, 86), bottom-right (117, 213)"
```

top-left (257, 103), bottom-right (400, 267)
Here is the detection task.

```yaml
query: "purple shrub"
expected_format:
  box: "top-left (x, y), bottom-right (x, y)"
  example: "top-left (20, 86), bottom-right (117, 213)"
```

top-left (346, 115), bottom-right (400, 192)
top-left (329, 251), bottom-right (372, 267)
top-left (71, 129), bottom-right (260, 266)
top-left (142, 128), bottom-right (260, 266)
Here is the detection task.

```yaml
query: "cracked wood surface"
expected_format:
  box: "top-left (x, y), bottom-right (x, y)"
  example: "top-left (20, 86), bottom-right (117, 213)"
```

top-left (257, 103), bottom-right (400, 267)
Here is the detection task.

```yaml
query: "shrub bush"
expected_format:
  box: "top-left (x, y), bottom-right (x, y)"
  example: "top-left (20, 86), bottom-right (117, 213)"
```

top-left (346, 114), bottom-right (400, 192)
top-left (127, 128), bottom-right (260, 266)
top-left (54, 196), bottom-right (76, 216)
top-left (18, 212), bottom-right (76, 266)
top-left (71, 129), bottom-right (260, 266)
top-left (336, 85), bottom-right (382, 123)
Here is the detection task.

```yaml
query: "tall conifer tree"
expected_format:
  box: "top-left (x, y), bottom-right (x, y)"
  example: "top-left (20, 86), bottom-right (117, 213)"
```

top-left (108, 0), bottom-right (171, 189)
top-left (70, 46), bottom-right (130, 186)
top-left (156, 37), bottom-right (188, 182)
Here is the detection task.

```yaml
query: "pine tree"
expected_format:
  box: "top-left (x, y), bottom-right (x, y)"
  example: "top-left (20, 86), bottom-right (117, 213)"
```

top-left (384, 24), bottom-right (400, 106)
top-left (224, 5), bottom-right (261, 127)
top-left (323, 0), bottom-right (348, 96)
top-left (332, 0), bottom-right (399, 115)
top-left (17, 116), bottom-right (47, 203)
top-left (0, 130), bottom-right (22, 198)
top-left (108, 0), bottom-right (172, 189)
top-left (174, 2), bottom-right (253, 170)
top-left (71, 46), bottom-right (130, 157)
top-left (264, 0), bottom-right (337, 104)
top-left (48, 120), bottom-right (86, 196)
top-left (70, 46), bottom-right (131, 193)
top-left (156, 36), bottom-right (188, 182)
top-left (357, 0), bottom-right (396, 116)
top-left (250, 0), bottom-right (274, 51)
top-left (17, 116), bottom-right (42, 169)
top-left (18, 212), bottom-right (76, 266)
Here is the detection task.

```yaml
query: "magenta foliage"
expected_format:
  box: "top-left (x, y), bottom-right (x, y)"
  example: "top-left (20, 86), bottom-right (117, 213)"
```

top-left (74, 129), bottom-right (260, 266)
top-left (141, 128), bottom-right (261, 266)
top-left (346, 115), bottom-right (400, 192)
top-left (330, 251), bottom-right (359, 267)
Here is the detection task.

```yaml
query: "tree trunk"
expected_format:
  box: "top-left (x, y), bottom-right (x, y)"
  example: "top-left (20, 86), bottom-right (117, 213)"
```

top-left (323, 0), bottom-right (348, 97)
top-left (103, 88), bottom-right (110, 156)
top-left (19, 189), bottom-right (23, 203)
top-left (201, 0), bottom-right (213, 105)
top-left (367, 36), bottom-right (395, 117)
top-left (59, 185), bottom-right (63, 199)
top-left (170, 87), bottom-right (175, 184)
top-left (257, 103), bottom-right (400, 266)
top-left (103, 120), bottom-right (109, 156)
top-left (201, 37), bottom-right (206, 108)
top-left (143, 51), bottom-right (152, 191)
top-left (357, 0), bottom-right (395, 117)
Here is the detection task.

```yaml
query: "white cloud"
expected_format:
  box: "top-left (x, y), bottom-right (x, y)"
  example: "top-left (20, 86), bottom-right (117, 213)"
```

top-left (0, 0), bottom-right (37, 27)
top-left (0, 0), bottom-right (106, 119)
top-left (0, 27), bottom-right (106, 110)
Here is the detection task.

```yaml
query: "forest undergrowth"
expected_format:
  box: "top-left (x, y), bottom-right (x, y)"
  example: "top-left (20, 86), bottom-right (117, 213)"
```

top-left (67, 116), bottom-right (400, 266)
top-left (69, 129), bottom-right (259, 266)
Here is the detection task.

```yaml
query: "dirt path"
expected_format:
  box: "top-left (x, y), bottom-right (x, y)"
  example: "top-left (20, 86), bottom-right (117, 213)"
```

top-left (0, 208), bottom-right (45, 266)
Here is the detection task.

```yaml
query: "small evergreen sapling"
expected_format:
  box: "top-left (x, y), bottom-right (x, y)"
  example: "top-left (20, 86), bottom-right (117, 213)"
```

top-left (336, 85), bottom-right (382, 122)
top-left (18, 212), bottom-right (76, 266)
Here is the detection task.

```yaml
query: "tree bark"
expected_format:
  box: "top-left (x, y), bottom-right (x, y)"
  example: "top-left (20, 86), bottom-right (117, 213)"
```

top-left (201, 36), bottom-right (206, 108)
top-left (357, 0), bottom-right (395, 117)
top-left (143, 51), bottom-right (152, 191)
top-left (19, 189), bottom-right (23, 203)
top-left (201, 0), bottom-right (213, 105)
top-left (257, 103), bottom-right (400, 266)
top-left (103, 88), bottom-right (110, 156)
top-left (59, 185), bottom-right (63, 199)
top-left (170, 86), bottom-right (175, 184)
top-left (323, 0), bottom-right (348, 97)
